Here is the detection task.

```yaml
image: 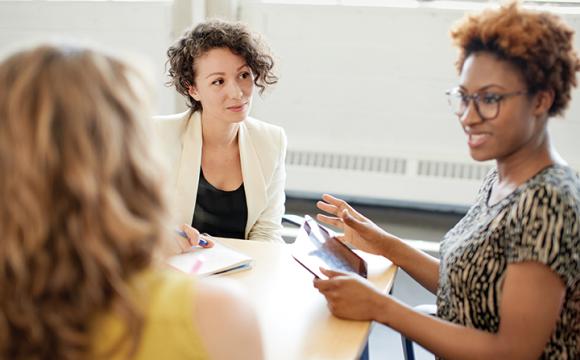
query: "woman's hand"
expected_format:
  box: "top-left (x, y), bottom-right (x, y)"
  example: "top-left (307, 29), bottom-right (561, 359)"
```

top-left (313, 268), bottom-right (388, 321)
top-left (174, 224), bottom-right (214, 253)
top-left (316, 194), bottom-right (396, 257)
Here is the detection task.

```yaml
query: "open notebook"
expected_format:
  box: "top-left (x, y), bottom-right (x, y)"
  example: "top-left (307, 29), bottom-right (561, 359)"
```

top-left (168, 240), bottom-right (252, 276)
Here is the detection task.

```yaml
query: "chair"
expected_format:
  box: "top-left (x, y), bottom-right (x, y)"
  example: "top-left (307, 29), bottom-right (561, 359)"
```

top-left (401, 304), bottom-right (437, 360)
top-left (281, 213), bottom-right (303, 243)
top-left (282, 213), bottom-right (304, 227)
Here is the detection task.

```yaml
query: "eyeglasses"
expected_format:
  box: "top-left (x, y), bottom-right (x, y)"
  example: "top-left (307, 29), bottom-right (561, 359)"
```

top-left (445, 87), bottom-right (527, 121)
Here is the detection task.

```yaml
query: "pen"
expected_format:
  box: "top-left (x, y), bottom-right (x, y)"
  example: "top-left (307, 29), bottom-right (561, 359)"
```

top-left (176, 229), bottom-right (209, 247)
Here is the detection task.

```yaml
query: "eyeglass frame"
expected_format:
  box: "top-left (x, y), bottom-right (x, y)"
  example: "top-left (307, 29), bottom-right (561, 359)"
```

top-left (445, 87), bottom-right (528, 121)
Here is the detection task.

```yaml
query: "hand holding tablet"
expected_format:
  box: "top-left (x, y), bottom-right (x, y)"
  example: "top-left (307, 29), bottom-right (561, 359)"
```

top-left (292, 215), bottom-right (367, 279)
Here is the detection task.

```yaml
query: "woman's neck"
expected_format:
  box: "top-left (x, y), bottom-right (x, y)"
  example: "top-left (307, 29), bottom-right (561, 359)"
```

top-left (200, 112), bottom-right (240, 149)
top-left (495, 132), bottom-right (563, 187)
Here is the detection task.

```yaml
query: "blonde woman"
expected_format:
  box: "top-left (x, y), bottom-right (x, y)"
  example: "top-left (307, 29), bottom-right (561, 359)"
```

top-left (0, 44), bottom-right (262, 360)
top-left (157, 19), bottom-right (287, 246)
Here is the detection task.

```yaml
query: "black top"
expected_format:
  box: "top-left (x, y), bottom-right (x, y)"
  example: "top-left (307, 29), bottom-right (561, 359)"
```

top-left (192, 169), bottom-right (248, 239)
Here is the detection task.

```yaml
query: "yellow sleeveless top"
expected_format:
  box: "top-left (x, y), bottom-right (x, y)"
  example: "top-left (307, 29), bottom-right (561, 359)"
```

top-left (91, 268), bottom-right (209, 360)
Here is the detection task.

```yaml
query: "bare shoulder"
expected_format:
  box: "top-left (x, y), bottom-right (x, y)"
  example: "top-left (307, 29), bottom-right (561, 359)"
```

top-left (195, 278), bottom-right (252, 315)
top-left (194, 278), bottom-right (263, 360)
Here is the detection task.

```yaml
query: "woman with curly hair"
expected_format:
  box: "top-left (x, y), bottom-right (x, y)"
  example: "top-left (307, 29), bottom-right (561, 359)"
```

top-left (158, 19), bottom-right (286, 246)
top-left (0, 44), bottom-right (263, 360)
top-left (313, 3), bottom-right (579, 359)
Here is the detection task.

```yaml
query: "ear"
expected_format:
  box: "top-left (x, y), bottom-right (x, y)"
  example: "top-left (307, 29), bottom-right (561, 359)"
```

top-left (533, 89), bottom-right (555, 117)
top-left (188, 85), bottom-right (201, 102)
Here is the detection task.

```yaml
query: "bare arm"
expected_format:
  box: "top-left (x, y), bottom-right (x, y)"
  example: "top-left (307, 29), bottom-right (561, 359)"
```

top-left (316, 261), bottom-right (565, 360)
top-left (384, 235), bottom-right (440, 294)
top-left (385, 261), bottom-right (564, 359)
top-left (317, 194), bottom-right (439, 293)
top-left (195, 279), bottom-right (263, 360)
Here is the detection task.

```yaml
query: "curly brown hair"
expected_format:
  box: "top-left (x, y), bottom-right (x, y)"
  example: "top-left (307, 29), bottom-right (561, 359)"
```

top-left (166, 19), bottom-right (278, 112)
top-left (0, 44), bottom-right (170, 359)
top-left (450, 2), bottom-right (580, 116)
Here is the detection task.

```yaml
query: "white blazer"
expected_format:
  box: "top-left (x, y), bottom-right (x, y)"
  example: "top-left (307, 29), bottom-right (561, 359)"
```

top-left (154, 111), bottom-right (287, 242)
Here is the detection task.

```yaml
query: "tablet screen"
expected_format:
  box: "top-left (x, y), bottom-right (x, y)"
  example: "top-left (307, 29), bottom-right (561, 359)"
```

top-left (292, 215), bottom-right (367, 279)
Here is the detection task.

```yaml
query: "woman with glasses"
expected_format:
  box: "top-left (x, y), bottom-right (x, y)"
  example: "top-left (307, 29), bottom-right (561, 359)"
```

top-left (313, 3), bottom-right (579, 358)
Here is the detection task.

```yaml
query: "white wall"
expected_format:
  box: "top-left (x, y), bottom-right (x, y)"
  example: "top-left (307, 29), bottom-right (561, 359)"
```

top-left (0, 0), bottom-right (176, 114)
top-left (1, 0), bottom-right (579, 208)
top-left (240, 1), bottom-right (580, 208)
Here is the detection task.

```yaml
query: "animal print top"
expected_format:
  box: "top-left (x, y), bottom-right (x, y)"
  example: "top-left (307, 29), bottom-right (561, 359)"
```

top-left (437, 164), bottom-right (579, 359)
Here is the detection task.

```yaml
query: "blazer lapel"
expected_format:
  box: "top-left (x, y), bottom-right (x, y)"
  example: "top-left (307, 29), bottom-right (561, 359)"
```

top-left (239, 122), bottom-right (267, 238)
top-left (176, 112), bottom-right (202, 226)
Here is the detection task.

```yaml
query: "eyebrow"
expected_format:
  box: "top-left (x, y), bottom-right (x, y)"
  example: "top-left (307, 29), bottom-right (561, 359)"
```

top-left (205, 64), bottom-right (250, 79)
top-left (459, 84), bottom-right (508, 92)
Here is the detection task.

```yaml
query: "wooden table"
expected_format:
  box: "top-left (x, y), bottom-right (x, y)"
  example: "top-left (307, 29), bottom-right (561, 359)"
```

top-left (216, 238), bottom-right (398, 360)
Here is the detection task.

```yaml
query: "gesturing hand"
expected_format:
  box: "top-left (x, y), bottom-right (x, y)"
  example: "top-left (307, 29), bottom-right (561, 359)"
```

top-left (316, 194), bottom-right (393, 256)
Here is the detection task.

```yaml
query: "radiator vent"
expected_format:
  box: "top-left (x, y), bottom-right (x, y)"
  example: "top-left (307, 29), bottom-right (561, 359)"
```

top-left (417, 160), bottom-right (491, 180)
top-left (286, 150), bottom-right (492, 181)
top-left (286, 150), bottom-right (407, 175)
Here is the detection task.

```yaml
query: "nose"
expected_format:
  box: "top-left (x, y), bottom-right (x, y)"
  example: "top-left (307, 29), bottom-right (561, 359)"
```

top-left (227, 80), bottom-right (244, 100)
top-left (459, 99), bottom-right (483, 127)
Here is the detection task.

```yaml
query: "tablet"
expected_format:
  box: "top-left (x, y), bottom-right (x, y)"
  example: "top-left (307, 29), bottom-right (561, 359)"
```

top-left (291, 215), bottom-right (367, 279)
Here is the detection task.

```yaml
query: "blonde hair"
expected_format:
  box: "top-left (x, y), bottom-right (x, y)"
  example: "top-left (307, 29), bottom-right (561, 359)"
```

top-left (0, 44), bottom-right (170, 359)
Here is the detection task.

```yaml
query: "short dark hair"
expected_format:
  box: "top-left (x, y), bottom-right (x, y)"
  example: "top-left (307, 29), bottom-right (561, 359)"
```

top-left (451, 2), bottom-right (580, 116)
top-left (166, 19), bottom-right (278, 112)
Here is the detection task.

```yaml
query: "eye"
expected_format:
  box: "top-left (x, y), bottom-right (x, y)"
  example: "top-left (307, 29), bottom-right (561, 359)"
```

top-left (239, 71), bottom-right (251, 79)
top-left (211, 78), bottom-right (224, 86)
top-left (457, 92), bottom-right (470, 105)
top-left (480, 93), bottom-right (502, 105)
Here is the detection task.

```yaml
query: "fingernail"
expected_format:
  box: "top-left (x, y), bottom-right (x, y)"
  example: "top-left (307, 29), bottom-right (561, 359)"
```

top-left (198, 238), bottom-right (209, 247)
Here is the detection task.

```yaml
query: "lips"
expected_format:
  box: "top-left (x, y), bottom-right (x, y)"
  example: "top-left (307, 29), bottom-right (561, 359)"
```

top-left (467, 133), bottom-right (490, 148)
top-left (227, 103), bottom-right (247, 112)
